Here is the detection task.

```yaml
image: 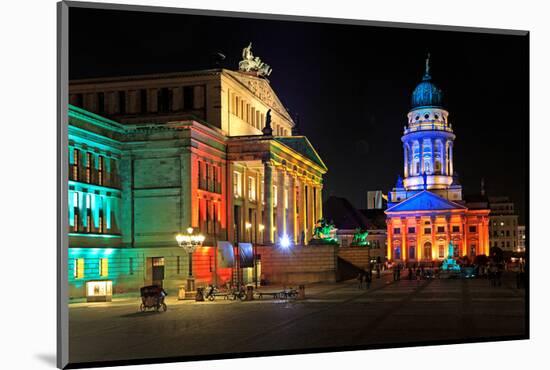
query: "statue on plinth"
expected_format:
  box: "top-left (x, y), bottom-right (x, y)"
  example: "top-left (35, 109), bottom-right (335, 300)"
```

top-left (350, 228), bottom-right (369, 247)
top-left (309, 218), bottom-right (339, 245)
top-left (238, 42), bottom-right (272, 77)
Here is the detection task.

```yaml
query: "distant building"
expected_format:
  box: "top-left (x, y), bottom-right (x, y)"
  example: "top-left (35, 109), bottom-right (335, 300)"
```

top-left (517, 225), bottom-right (526, 252)
top-left (488, 196), bottom-right (519, 252)
top-left (367, 190), bottom-right (385, 209)
top-left (385, 57), bottom-right (490, 263)
top-left (323, 196), bottom-right (386, 262)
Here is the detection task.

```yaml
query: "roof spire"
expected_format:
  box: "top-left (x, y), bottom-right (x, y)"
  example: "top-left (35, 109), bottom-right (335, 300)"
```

top-left (423, 52), bottom-right (431, 80)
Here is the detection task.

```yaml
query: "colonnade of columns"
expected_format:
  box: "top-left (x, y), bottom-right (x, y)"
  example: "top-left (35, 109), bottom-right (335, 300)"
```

top-left (262, 160), bottom-right (322, 245)
top-left (403, 138), bottom-right (454, 178)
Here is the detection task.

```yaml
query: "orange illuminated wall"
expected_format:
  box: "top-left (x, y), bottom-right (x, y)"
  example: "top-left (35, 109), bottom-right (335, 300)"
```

top-left (192, 246), bottom-right (232, 286)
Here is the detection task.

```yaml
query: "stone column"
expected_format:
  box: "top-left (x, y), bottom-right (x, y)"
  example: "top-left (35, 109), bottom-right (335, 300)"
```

top-left (445, 215), bottom-right (451, 254)
top-left (316, 184), bottom-right (323, 221)
top-left (307, 181), bottom-right (315, 240)
top-left (442, 140), bottom-right (447, 176)
top-left (276, 168), bottom-right (286, 240)
top-left (462, 217), bottom-right (468, 257)
top-left (287, 174), bottom-right (296, 243)
top-left (430, 139), bottom-right (435, 175)
top-left (262, 161), bottom-right (274, 244)
top-left (386, 219), bottom-right (393, 260)
top-left (403, 143), bottom-right (409, 177)
top-left (431, 216), bottom-right (436, 260)
top-left (298, 177), bottom-right (307, 244)
top-left (402, 218), bottom-right (407, 261)
top-left (416, 218), bottom-right (422, 261)
top-left (449, 142), bottom-right (454, 176)
top-left (420, 139), bottom-right (425, 174)
top-left (483, 217), bottom-right (490, 255)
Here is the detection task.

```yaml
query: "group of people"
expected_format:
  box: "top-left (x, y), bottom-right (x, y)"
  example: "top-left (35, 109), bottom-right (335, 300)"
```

top-left (357, 269), bottom-right (374, 289)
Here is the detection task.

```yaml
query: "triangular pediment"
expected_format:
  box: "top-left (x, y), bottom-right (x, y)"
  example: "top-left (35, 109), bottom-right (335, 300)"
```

top-left (223, 69), bottom-right (294, 124)
top-left (274, 136), bottom-right (328, 171)
top-left (385, 191), bottom-right (466, 213)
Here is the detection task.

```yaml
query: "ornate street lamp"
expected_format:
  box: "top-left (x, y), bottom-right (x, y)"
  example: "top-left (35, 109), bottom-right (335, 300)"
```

top-left (175, 227), bottom-right (205, 293)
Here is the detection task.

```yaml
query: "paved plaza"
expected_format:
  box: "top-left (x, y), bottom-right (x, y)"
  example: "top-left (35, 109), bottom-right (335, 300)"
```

top-left (68, 272), bottom-right (526, 365)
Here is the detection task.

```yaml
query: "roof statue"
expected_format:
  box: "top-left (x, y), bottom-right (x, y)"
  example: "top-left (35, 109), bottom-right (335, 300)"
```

top-left (238, 42), bottom-right (273, 78)
top-left (396, 175), bottom-right (404, 189)
top-left (262, 109), bottom-right (273, 136)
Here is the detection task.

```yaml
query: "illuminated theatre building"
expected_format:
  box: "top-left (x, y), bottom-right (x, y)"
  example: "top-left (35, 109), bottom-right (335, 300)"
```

top-left (66, 45), bottom-right (327, 299)
top-left (385, 58), bottom-right (490, 264)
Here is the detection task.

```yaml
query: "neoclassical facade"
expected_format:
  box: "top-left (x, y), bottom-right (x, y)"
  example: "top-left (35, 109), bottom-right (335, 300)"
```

top-left (66, 46), bottom-right (327, 298)
top-left (385, 58), bottom-right (490, 263)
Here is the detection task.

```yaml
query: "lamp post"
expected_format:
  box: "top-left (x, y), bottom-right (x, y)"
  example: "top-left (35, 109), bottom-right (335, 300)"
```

top-left (175, 227), bottom-right (205, 294)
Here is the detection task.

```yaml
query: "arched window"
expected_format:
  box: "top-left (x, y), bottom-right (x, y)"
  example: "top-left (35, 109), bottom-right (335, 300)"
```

top-left (412, 141), bottom-right (420, 175)
top-left (394, 246), bottom-right (401, 260)
top-left (434, 140), bottom-right (443, 174)
top-left (470, 244), bottom-right (477, 257)
top-left (423, 242), bottom-right (432, 259)
top-left (438, 244), bottom-right (445, 258)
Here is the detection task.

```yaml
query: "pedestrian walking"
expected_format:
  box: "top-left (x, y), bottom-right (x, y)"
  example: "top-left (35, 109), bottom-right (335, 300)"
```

top-left (408, 267), bottom-right (413, 280)
top-left (357, 272), bottom-right (363, 289)
top-left (376, 264), bottom-right (381, 279)
top-left (416, 266), bottom-right (421, 282)
top-left (396, 264), bottom-right (401, 281)
top-left (366, 270), bottom-right (372, 289)
top-left (392, 265), bottom-right (397, 281)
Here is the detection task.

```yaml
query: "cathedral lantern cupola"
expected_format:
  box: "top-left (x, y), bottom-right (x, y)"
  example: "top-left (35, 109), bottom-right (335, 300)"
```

top-left (400, 54), bottom-right (460, 200)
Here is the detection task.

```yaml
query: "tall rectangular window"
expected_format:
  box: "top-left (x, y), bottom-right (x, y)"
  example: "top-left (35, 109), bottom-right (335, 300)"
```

top-left (98, 155), bottom-right (104, 185)
top-left (233, 171), bottom-right (242, 198)
top-left (393, 228), bottom-right (401, 235)
top-left (469, 226), bottom-right (477, 233)
top-left (437, 226), bottom-right (445, 233)
top-left (73, 192), bottom-right (79, 232)
top-left (85, 152), bottom-right (92, 183)
top-left (424, 228), bottom-right (431, 234)
top-left (452, 226), bottom-right (460, 233)
top-left (408, 227), bottom-right (415, 234)
top-left (99, 258), bottom-right (108, 277)
top-left (74, 258), bottom-right (84, 279)
top-left (97, 92), bottom-right (105, 113)
top-left (98, 209), bottom-right (104, 234)
top-left (213, 202), bottom-right (218, 233)
top-left (206, 163), bottom-right (211, 191)
top-left (86, 194), bottom-right (92, 233)
top-left (198, 160), bottom-right (203, 189)
top-left (248, 176), bottom-right (256, 201)
top-left (118, 91), bottom-right (126, 114)
top-left (213, 165), bottom-right (219, 193)
top-left (183, 86), bottom-right (194, 110)
top-left (206, 200), bottom-right (212, 233)
top-left (140, 89), bottom-right (148, 113)
top-left (261, 181), bottom-right (265, 204)
top-left (72, 148), bottom-right (80, 181)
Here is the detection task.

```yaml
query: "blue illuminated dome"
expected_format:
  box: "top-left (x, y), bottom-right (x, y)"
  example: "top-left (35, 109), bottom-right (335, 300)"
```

top-left (411, 74), bottom-right (443, 109)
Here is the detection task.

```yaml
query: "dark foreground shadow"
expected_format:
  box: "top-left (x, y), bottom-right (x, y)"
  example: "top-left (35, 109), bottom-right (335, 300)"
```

top-left (35, 353), bottom-right (56, 367)
top-left (119, 311), bottom-right (164, 318)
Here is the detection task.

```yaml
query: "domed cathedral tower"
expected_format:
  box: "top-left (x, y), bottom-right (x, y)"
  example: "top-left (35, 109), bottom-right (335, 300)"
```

top-left (390, 54), bottom-right (463, 204)
top-left (384, 55), bottom-right (490, 264)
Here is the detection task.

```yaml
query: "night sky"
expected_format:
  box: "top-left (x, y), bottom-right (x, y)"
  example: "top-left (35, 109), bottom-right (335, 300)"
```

top-left (69, 7), bottom-right (529, 223)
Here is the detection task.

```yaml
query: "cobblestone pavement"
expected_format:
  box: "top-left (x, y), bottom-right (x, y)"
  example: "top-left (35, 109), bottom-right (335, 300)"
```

top-left (68, 272), bottom-right (526, 365)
